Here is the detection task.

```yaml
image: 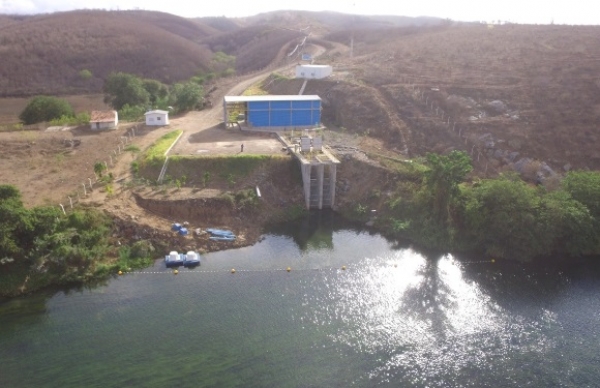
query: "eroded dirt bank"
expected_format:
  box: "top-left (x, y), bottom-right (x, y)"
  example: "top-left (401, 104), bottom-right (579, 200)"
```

top-left (104, 153), bottom-right (395, 255)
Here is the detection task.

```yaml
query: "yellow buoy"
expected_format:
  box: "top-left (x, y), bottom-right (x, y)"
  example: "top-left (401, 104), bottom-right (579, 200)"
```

top-left (173, 269), bottom-right (179, 275)
top-left (491, 259), bottom-right (496, 263)
top-left (341, 265), bottom-right (346, 270)
top-left (287, 267), bottom-right (291, 272)
top-left (118, 270), bottom-right (123, 275)
top-left (231, 268), bottom-right (236, 274)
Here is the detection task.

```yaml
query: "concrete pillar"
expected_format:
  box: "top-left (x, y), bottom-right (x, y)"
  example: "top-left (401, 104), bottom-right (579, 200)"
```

top-left (329, 164), bottom-right (337, 208)
top-left (317, 164), bottom-right (324, 209)
top-left (302, 163), bottom-right (312, 209)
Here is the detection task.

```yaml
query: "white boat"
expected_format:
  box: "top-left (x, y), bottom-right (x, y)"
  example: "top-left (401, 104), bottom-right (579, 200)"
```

top-left (165, 251), bottom-right (184, 267)
top-left (183, 251), bottom-right (201, 267)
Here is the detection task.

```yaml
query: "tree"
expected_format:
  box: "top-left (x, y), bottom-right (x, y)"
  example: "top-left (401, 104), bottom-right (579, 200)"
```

top-left (78, 69), bottom-right (93, 80)
top-left (19, 96), bottom-right (75, 125)
top-left (423, 150), bottom-right (472, 222)
top-left (170, 81), bottom-right (204, 112)
top-left (463, 173), bottom-right (546, 259)
top-left (211, 51), bottom-right (236, 77)
top-left (538, 190), bottom-right (597, 256)
top-left (143, 79), bottom-right (169, 106)
top-left (562, 171), bottom-right (600, 218)
top-left (0, 185), bottom-right (28, 259)
top-left (103, 72), bottom-right (150, 110)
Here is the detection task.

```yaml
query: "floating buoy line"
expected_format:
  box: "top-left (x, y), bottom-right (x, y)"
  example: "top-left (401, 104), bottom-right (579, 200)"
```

top-left (116, 259), bottom-right (496, 276)
top-left (117, 266), bottom-right (352, 275)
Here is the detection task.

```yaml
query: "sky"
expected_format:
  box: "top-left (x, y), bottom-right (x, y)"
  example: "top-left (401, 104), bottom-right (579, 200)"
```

top-left (0, 0), bottom-right (598, 25)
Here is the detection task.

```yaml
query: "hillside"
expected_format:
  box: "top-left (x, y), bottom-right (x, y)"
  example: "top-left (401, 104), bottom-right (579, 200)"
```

top-left (0, 10), bottom-right (216, 96)
top-left (1, 10), bottom-right (600, 176)
top-left (201, 25), bottom-right (304, 73)
top-left (266, 23), bottom-right (600, 174)
top-left (241, 10), bottom-right (445, 33)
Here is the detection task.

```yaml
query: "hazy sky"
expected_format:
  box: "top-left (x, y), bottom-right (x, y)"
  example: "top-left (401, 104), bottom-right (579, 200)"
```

top-left (1, 0), bottom-right (598, 25)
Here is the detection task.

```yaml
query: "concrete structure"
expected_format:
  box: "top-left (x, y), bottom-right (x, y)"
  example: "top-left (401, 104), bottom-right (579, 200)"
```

top-left (90, 110), bottom-right (118, 130)
top-left (223, 95), bottom-right (321, 129)
top-left (279, 133), bottom-right (340, 209)
top-left (295, 65), bottom-right (332, 79)
top-left (145, 110), bottom-right (169, 126)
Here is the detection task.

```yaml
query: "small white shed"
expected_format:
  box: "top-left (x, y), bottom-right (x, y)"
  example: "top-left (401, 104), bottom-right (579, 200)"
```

top-left (295, 65), bottom-right (332, 79)
top-left (90, 110), bottom-right (118, 130)
top-left (145, 110), bottom-right (169, 126)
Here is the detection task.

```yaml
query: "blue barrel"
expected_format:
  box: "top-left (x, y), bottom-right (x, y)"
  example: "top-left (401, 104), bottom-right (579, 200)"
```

top-left (171, 223), bottom-right (182, 231)
top-left (178, 227), bottom-right (188, 236)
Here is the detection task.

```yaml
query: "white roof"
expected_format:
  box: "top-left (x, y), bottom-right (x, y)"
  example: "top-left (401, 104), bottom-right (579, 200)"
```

top-left (296, 64), bottom-right (331, 68)
top-left (145, 110), bottom-right (169, 115)
top-left (224, 95), bottom-right (321, 103)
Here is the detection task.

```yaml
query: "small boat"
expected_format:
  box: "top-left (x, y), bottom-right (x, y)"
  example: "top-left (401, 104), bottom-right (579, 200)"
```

top-left (165, 251), bottom-right (184, 267)
top-left (206, 228), bottom-right (235, 237)
top-left (183, 251), bottom-right (201, 267)
top-left (209, 235), bottom-right (236, 242)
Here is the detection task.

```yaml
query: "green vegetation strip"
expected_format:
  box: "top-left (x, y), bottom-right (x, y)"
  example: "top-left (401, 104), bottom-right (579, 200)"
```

top-left (140, 129), bottom-right (183, 166)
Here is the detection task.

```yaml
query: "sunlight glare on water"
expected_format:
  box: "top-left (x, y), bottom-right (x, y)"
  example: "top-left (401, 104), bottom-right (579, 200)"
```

top-left (303, 251), bottom-right (561, 386)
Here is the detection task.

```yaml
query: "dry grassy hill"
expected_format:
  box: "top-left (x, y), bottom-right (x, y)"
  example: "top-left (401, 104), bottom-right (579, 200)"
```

top-left (351, 23), bottom-right (600, 172)
top-left (0, 10), bottom-right (216, 96)
top-left (194, 16), bottom-right (242, 33)
top-left (267, 23), bottom-right (600, 174)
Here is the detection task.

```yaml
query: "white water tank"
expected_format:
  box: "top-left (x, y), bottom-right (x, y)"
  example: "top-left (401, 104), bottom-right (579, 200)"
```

top-left (295, 65), bottom-right (332, 79)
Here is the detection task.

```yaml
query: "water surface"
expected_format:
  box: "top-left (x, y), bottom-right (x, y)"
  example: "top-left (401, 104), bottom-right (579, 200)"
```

top-left (1, 214), bottom-right (599, 387)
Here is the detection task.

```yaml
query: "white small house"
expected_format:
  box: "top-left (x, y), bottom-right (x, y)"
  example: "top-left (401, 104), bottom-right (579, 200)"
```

top-left (145, 110), bottom-right (169, 126)
top-left (90, 110), bottom-right (118, 130)
top-left (295, 65), bottom-right (332, 79)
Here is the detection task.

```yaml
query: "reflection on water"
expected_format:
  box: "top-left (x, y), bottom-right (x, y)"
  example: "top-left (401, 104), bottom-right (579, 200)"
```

top-left (1, 213), bottom-right (600, 387)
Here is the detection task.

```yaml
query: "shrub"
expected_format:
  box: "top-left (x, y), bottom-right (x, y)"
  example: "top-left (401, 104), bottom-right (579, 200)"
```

top-left (19, 96), bottom-right (75, 125)
top-left (118, 104), bottom-right (146, 122)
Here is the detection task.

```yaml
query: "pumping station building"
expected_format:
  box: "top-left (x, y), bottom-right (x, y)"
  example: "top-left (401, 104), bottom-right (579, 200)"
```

top-left (223, 95), bottom-right (322, 129)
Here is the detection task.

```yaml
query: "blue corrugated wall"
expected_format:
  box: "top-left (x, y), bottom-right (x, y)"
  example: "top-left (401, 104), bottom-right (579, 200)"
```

top-left (247, 99), bottom-right (321, 127)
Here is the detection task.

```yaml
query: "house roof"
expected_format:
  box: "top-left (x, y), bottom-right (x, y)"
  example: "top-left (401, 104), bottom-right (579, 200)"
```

top-left (223, 95), bottom-right (321, 103)
top-left (296, 65), bottom-right (331, 69)
top-left (90, 110), bottom-right (117, 123)
top-left (145, 110), bottom-right (169, 115)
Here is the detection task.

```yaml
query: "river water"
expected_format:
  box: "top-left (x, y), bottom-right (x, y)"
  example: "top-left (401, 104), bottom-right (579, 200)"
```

top-left (1, 212), bottom-right (599, 387)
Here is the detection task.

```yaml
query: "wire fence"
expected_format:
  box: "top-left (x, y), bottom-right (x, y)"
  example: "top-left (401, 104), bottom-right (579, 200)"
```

top-left (56, 125), bottom-right (139, 215)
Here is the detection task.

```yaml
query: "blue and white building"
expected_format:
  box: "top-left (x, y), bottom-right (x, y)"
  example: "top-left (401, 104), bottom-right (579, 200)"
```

top-left (223, 95), bottom-right (321, 129)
